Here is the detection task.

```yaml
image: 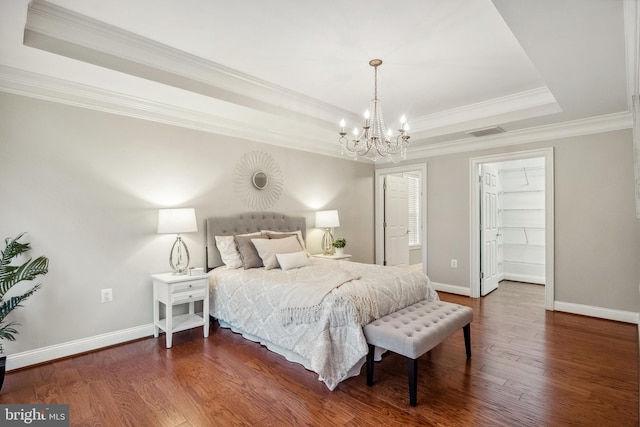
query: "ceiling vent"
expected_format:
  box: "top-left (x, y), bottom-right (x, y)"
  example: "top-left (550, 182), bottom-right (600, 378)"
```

top-left (466, 126), bottom-right (505, 137)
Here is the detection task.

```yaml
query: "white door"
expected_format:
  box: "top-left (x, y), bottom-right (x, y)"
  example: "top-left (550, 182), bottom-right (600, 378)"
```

top-left (384, 175), bottom-right (409, 266)
top-left (481, 165), bottom-right (500, 295)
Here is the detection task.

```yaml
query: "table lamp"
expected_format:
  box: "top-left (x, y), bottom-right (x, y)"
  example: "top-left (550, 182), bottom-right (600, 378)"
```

top-left (158, 208), bottom-right (197, 274)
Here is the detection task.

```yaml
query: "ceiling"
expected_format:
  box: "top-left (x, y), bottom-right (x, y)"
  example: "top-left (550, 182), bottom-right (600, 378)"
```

top-left (0, 0), bottom-right (637, 160)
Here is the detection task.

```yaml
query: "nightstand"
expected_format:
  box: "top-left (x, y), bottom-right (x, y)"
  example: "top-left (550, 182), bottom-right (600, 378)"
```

top-left (312, 253), bottom-right (352, 261)
top-left (152, 273), bottom-right (210, 348)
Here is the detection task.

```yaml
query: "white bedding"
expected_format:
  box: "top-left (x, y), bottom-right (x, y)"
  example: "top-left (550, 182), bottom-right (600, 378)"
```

top-left (208, 258), bottom-right (439, 390)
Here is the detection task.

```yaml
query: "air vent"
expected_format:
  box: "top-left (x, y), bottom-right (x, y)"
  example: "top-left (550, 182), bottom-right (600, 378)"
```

top-left (466, 126), bottom-right (505, 137)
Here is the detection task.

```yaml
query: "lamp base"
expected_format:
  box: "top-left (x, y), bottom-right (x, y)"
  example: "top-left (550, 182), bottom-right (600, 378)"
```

top-left (169, 235), bottom-right (191, 274)
top-left (321, 228), bottom-right (334, 255)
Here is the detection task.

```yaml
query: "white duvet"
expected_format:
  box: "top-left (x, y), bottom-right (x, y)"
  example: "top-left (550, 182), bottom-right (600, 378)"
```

top-left (208, 258), bottom-right (439, 390)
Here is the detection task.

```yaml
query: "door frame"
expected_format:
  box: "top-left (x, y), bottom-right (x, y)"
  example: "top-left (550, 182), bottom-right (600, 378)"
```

top-left (469, 148), bottom-right (555, 310)
top-left (375, 164), bottom-right (428, 272)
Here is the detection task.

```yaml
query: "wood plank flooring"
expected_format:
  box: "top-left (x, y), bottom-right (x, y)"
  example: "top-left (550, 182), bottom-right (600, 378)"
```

top-left (1, 281), bottom-right (638, 426)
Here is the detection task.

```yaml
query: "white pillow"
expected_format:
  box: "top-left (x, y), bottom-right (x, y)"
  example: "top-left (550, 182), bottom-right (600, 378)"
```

top-left (251, 235), bottom-right (302, 269)
top-left (276, 251), bottom-right (310, 270)
top-left (215, 235), bottom-right (243, 269)
top-left (261, 230), bottom-right (310, 256)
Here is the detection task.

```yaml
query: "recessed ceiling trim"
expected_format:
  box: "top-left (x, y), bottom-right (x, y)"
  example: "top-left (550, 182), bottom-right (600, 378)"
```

top-left (24, 0), bottom-right (564, 139)
top-left (406, 111), bottom-right (632, 159)
top-left (24, 0), bottom-right (351, 127)
top-left (410, 86), bottom-right (561, 138)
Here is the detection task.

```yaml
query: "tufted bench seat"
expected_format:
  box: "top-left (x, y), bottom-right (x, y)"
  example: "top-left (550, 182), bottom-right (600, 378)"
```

top-left (363, 300), bottom-right (473, 406)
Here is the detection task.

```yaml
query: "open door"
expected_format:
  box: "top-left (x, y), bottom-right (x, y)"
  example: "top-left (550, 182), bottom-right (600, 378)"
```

top-left (481, 164), bottom-right (500, 295)
top-left (384, 175), bottom-right (409, 266)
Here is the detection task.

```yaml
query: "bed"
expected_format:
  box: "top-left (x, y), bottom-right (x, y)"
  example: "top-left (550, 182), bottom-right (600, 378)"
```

top-left (206, 212), bottom-right (439, 390)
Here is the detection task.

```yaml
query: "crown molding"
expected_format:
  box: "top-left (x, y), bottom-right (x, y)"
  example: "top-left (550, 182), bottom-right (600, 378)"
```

top-left (24, 0), bottom-right (350, 127)
top-left (1, 65), bottom-right (632, 163)
top-left (410, 86), bottom-right (562, 138)
top-left (0, 65), bottom-right (340, 159)
top-left (405, 111), bottom-right (633, 159)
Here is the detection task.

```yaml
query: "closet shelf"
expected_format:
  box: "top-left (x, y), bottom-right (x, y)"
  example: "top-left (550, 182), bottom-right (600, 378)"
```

top-left (501, 189), bottom-right (545, 194)
top-left (503, 243), bottom-right (545, 248)
top-left (503, 259), bottom-right (545, 266)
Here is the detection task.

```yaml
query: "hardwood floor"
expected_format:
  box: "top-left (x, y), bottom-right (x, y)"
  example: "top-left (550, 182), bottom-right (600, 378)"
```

top-left (2, 281), bottom-right (638, 426)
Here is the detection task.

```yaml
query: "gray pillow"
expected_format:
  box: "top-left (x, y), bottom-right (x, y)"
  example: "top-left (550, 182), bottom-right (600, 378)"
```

top-left (235, 234), bottom-right (268, 269)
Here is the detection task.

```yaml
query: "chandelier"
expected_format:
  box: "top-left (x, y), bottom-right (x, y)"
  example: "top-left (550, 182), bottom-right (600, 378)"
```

top-left (339, 59), bottom-right (410, 162)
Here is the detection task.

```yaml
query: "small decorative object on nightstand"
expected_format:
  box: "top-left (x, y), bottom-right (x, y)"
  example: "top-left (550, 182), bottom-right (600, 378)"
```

top-left (332, 237), bottom-right (347, 257)
top-left (313, 253), bottom-right (352, 261)
top-left (152, 273), bottom-right (209, 348)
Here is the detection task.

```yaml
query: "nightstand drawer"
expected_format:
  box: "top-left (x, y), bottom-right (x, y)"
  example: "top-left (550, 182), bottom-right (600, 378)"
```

top-left (172, 279), bottom-right (207, 293)
top-left (171, 287), bottom-right (206, 304)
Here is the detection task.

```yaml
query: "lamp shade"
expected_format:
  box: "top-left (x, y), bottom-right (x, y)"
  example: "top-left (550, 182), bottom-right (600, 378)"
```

top-left (157, 208), bottom-right (197, 234)
top-left (315, 210), bottom-right (340, 228)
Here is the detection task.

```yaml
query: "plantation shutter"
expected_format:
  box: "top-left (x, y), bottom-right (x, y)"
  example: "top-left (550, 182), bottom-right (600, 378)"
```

top-left (406, 174), bottom-right (420, 246)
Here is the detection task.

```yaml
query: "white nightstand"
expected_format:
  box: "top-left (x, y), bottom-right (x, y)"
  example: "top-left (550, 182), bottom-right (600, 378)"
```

top-left (152, 273), bottom-right (210, 348)
top-left (312, 253), bottom-right (352, 261)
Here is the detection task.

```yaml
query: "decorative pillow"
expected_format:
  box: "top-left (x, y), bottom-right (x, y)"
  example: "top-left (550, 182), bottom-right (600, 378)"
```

top-left (276, 251), bottom-right (310, 270)
top-left (251, 235), bottom-right (302, 269)
top-left (214, 235), bottom-right (243, 269)
top-left (235, 234), bottom-right (268, 269)
top-left (261, 230), bottom-right (309, 256)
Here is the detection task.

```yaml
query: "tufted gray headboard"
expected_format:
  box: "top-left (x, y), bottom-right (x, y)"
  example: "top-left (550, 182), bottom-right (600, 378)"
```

top-left (206, 212), bottom-right (306, 270)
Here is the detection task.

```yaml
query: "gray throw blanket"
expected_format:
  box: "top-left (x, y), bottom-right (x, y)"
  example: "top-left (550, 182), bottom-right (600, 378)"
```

top-left (279, 270), bottom-right (361, 326)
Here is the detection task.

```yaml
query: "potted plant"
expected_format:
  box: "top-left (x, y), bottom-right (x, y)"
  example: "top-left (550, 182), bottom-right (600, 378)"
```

top-left (0, 233), bottom-right (49, 391)
top-left (332, 238), bottom-right (347, 256)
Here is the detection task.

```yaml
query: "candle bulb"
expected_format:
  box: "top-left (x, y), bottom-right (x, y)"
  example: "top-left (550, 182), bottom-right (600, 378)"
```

top-left (339, 118), bottom-right (346, 134)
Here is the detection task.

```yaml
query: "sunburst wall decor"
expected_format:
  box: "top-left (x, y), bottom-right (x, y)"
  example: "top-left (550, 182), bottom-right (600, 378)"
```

top-left (233, 151), bottom-right (284, 210)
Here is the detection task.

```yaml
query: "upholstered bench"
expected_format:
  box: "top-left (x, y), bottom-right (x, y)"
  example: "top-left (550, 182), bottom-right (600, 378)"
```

top-left (363, 300), bottom-right (473, 406)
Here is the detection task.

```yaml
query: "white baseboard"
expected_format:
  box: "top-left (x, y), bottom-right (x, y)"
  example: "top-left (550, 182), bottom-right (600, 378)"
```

top-left (503, 273), bottom-right (545, 285)
top-left (7, 324), bottom-right (155, 371)
top-left (431, 283), bottom-right (638, 325)
top-left (554, 301), bottom-right (639, 324)
top-left (431, 282), bottom-right (471, 296)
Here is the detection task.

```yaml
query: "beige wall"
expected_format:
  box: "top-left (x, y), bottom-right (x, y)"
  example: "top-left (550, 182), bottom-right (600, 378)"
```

top-left (0, 92), bottom-right (374, 354)
top-left (380, 129), bottom-right (640, 314)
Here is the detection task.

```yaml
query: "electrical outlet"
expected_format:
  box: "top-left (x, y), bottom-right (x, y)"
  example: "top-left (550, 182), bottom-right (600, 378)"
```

top-left (450, 259), bottom-right (458, 268)
top-left (101, 288), bottom-right (113, 303)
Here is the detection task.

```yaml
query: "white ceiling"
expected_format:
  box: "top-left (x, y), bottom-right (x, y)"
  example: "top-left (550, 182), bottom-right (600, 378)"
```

top-left (0, 0), bottom-right (637, 160)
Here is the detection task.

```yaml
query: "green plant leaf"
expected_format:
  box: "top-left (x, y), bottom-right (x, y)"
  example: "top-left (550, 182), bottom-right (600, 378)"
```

top-left (0, 284), bottom-right (42, 323)
top-left (0, 234), bottom-right (48, 348)
top-left (0, 256), bottom-right (48, 297)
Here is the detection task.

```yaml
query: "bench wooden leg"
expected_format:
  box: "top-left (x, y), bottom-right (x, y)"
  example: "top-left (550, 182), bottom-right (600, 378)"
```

top-left (366, 344), bottom-right (375, 386)
top-left (408, 357), bottom-right (418, 406)
top-left (463, 323), bottom-right (471, 358)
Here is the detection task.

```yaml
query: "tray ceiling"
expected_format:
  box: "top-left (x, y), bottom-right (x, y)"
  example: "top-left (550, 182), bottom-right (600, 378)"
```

top-left (0, 0), bottom-right (635, 160)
